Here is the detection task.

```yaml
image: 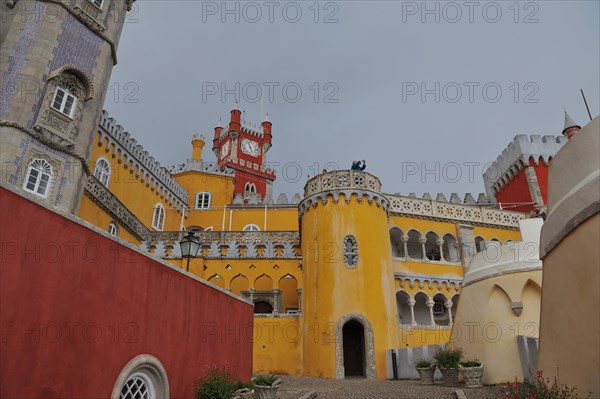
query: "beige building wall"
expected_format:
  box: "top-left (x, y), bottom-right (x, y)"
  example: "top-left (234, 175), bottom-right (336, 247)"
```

top-left (450, 218), bottom-right (543, 384)
top-left (538, 116), bottom-right (600, 398)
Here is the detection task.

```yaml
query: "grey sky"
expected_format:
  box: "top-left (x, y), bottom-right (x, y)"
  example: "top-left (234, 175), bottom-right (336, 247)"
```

top-left (105, 0), bottom-right (600, 199)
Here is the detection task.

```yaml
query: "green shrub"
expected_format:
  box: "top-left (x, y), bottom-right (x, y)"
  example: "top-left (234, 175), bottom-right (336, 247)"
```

top-left (195, 366), bottom-right (246, 399)
top-left (460, 358), bottom-right (482, 368)
top-left (433, 347), bottom-right (463, 369)
top-left (414, 358), bottom-right (434, 368)
top-left (502, 370), bottom-right (582, 399)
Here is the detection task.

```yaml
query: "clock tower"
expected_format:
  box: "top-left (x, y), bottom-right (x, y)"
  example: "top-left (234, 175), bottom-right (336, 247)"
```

top-left (212, 106), bottom-right (276, 202)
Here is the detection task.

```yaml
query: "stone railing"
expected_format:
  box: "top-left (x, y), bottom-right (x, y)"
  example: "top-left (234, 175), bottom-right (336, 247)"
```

top-left (166, 160), bottom-right (236, 176)
top-left (386, 194), bottom-right (525, 228)
top-left (143, 231), bottom-right (301, 259)
top-left (304, 170), bottom-right (383, 197)
top-left (84, 175), bottom-right (150, 240)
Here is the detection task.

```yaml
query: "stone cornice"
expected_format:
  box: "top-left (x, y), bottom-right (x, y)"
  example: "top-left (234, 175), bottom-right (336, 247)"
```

top-left (98, 110), bottom-right (187, 210)
top-left (299, 189), bottom-right (390, 217)
top-left (304, 170), bottom-right (383, 197)
top-left (394, 272), bottom-right (463, 291)
top-left (84, 174), bottom-right (150, 240)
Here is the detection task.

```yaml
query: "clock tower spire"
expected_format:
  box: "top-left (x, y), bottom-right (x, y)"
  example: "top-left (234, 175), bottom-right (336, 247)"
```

top-left (214, 106), bottom-right (276, 202)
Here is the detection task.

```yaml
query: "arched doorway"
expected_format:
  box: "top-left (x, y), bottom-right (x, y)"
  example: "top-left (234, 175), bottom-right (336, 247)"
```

top-left (343, 320), bottom-right (365, 378)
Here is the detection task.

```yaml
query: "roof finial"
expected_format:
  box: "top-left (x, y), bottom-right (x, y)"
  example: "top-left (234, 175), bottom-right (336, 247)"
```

top-left (562, 110), bottom-right (581, 138)
top-left (216, 118), bottom-right (223, 128)
top-left (263, 113), bottom-right (270, 122)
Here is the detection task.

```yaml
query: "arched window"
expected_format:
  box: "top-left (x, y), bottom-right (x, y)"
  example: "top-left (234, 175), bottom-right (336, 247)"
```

top-left (389, 227), bottom-right (405, 258)
top-left (343, 235), bottom-right (359, 268)
top-left (195, 192), bottom-right (211, 209)
top-left (120, 371), bottom-right (154, 399)
top-left (442, 233), bottom-right (459, 263)
top-left (425, 232), bottom-right (441, 261)
top-left (244, 182), bottom-right (256, 195)
top-left (51, 81), bottom-right (78, 118)
top-left (243, 224), bottom-right (260, 231)
top-left (475, 236), bottom-right (485, 252)
top-left (152, 204), bottom-right (165, 231)
top-left (89, 0), bottom-right (103, 8)
top-left (94, 158), bottom-right (111, 187)
top-left (108, 222), bottom-right (118, 236)
top-left (23, 158), bottom-right (53, 197)
top-left (406, 229), bottom-right (422, 260)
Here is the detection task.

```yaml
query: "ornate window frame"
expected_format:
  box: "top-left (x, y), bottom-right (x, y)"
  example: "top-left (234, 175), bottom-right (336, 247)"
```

top-left (34, 67), bottom-right (94, 152)
top-left (343, 235), bottom-right (359, 268)
top-left (243, 224), bottom-right (260, 232)
top-left (195, 192), bottom-right (212, 209)
top-left (108, 222), bottom-right (118, 236)
top-left (23, 158), bottom-right (53, 198)
top-left (94, 157), bottom-right (111, 187)
top-left (151, 203), bottom-right (165, 231)
top-left (110, 354), bottom-right (169, 399)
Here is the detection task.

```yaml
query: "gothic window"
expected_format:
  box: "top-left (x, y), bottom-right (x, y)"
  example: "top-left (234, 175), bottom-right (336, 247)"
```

top-left (244, 182), bottom-right (256, 195)
top-left (51, 82), bottom-right (77, 118)
top-left (89, 0), bottom-right (103, 8)
top-left (152, 204), bottom-right (165, 231)
top-left (94, 158), bottom-right (111, 187)
top-left (195, 192), bottom-right (211, 209)
top-left (433, 296), bottom-right (446, 317)
top-left (23, 158), bottom-right (53, 198)
top-left (243, 224), bottom-right (260, 231)
top-left (120, 372), bottom-right (154, 399)
top-left (343, 235), bottom-right (358, 268)
top-left (108, 222), bottom-right (118, 236)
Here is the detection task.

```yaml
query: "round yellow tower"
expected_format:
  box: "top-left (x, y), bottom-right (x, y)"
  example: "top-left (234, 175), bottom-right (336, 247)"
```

top-left (299, 170), bottom-right (399, 379)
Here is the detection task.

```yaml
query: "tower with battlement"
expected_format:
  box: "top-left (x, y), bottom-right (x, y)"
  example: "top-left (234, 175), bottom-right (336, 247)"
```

top-left (483, 134), bottom-right (568, 212)
top-left (0, 0), bottom-right (136, 213)
top-left (212, 106), bottom-right (276, 202)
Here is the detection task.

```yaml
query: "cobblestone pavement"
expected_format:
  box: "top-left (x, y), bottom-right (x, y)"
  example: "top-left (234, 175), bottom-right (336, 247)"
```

top-left (276, 376), bottom-right (504, 399)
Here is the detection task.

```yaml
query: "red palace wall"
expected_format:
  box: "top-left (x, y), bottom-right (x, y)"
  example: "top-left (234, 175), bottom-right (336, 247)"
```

top-left (495, 159), bottom-right (550, 213)
top-left (0, 188), bottom-right (253, 398)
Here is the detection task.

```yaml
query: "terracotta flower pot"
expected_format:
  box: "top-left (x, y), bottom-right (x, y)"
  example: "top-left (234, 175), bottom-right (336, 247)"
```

top-left (438, 366), bottom-right (460, 387)
top-left (415, 367), bottom-right (436, 385)
top-left (459, 363), bottom-right (484, 388)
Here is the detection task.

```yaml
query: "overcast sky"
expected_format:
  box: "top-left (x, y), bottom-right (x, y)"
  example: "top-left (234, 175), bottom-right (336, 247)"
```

top-left (105, 0), bottom-right (600, 199)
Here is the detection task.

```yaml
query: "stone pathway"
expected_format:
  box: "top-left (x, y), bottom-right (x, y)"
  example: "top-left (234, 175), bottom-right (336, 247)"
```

top-left (275, 376), bottom-right (504, 399)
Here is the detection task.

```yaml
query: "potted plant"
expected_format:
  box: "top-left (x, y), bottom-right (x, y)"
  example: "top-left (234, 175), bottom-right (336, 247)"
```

top-left (459, 358), bottom-right (484, 388)
top-left (252, 374), bottom-right (282, 399)
top-left (414, 358), bottom-right (436, 385)
top-left (434, 347), bottom-right (463, 387)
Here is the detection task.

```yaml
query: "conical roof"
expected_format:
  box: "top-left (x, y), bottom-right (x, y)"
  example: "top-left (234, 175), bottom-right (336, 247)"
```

top-left (562, 111), bottom-right (581, 135)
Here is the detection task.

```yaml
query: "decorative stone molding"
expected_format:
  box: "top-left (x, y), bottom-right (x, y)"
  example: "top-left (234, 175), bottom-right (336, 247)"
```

top-left (84, 174), bottom-right (150, 240)
top-left (395, 272), bottom-right (462, 291)
top-left (304, 170), bottom-right (383, 197)
top-left (167, 160), bottom-right (236, 177)
top-left (483, 134), bottom-right (567, 201)
top-left (98, 110), bottom-right (187, 209)
top-left (73, 0), bottom-right (106, 32)
top-left (299, 189), bottom-right (390, 216)
top-left (143, 231), bottom-right (300, 259)
top-left (335, 313), bottom-right (377, 380)
top-left (342, 235), bottom-right (358, 268)
top-left (110, 354), bottom-right (169, 399)
top-left (386, 194), bottom-right (524, 228)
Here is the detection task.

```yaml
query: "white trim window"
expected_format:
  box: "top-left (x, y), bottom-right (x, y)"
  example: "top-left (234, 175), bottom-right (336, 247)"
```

top-left (23, 158), bottom-right (53, 197)
top-left (152, 204), bottom-right (165, 231)
top-left (244, 182), bottom-right (256, 197)
top-left (94, 158), bottom-right (111, 187)
top-left (195, 192), bottom-right (212, 209)
top-left (120, 371), bottom-right (155, 399)
top-left (243, 224), bottom-right (260, 231)
top-left (108, 222), bottom-right (118, 236)
top-left (89, 0), bottom-right (103, 8)
top-left (51, 84), bottom-right (77, 118)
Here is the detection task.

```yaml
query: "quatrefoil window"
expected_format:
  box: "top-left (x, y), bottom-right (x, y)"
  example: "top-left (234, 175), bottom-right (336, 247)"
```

top-left (343, 235), bottom-right (358, 268)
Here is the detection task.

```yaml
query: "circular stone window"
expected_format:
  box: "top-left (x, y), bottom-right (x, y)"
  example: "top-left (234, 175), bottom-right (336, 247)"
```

top-left (120, 372), bottom-right (154, 399)
top-left (111, 355), bottom-right (169, 399)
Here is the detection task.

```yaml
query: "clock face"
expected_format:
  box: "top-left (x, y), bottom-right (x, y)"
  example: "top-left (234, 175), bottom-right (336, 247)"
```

top-left (240, 138), bottom-right (260, 157)
top-left (220, 140), bottom-right (230, 158)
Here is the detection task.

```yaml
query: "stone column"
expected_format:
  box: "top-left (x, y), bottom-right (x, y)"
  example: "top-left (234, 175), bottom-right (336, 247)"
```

top-left (408, 299), bottom-right (417, 326)
top-left (272, 288), bottom-right (281, 314)
top-left (437, 239), bottom-right (445, 261)
top-left (456, 224), bottom-right (476, 269)
top-left (419, 237), bottom-right (427, 261)
top-left (402, 235), bottom-right (409, 259)
top-left (427, 300), bottom-right (436, 326)
top-left (446, 302), bottom-right (453, 325)
top-left (296, 288), bottom-right (302, 313)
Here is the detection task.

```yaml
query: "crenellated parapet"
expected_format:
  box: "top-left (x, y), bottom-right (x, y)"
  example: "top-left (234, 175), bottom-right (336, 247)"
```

top-left (386, 194), bottom-right (524, 228)
top-left (483, 134), bottom-right (567, 200)
top-left (143, 230), bottom-right (301, 259)
top-left (98, 110), bottom-right (188, 209)
top-left (240, 120), bottom-right (264, 138)
top-left (299, 171), bottom-right (389, 216)
top-left (167, 160), bottom-right (236, 177)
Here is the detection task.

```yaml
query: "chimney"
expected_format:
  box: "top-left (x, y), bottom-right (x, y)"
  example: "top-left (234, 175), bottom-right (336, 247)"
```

top-left (262, 113), bottom-right (272, 152)
top-left (192, 135), bottom-right (205, 161)
top-left (212, 118), bottom-right (223, 157)
top-left (230, 103), bottom-right (241, 132)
